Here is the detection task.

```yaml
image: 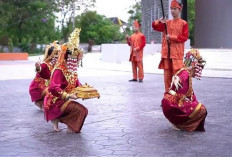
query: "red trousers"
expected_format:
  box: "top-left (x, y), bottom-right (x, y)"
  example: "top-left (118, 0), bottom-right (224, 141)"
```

top-left (132, 61), bottom-right (144, 80)
top-left (159, 58), bottom-right (183, 92)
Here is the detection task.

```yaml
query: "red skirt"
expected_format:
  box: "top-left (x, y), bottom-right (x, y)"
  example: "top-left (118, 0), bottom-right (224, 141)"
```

top-left (59, 101), bottom-right (88, 133)
top-left (162, 98), bottom-right (207, 132)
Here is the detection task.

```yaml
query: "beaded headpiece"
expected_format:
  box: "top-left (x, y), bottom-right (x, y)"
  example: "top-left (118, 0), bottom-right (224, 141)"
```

top-left (56, 28), bottom-right (83, 72)
top-left (67, 28), bottom-right (83, 57)
top-left (43, 41), bottom-right (60, 66)
top-left (184, 49), bottom-right (206, 80)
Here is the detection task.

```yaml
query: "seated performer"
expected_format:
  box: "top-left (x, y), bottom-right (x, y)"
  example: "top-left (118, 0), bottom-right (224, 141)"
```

top-left (44, 28), bottom-right (88, 133)
top-left (29, 42), bottom-right (59, 111)
top-left (161, 49), bottom-right (207, 131)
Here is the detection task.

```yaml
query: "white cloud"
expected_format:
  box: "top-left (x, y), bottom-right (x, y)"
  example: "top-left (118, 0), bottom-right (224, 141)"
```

top-left (92, 0), bottom-right (138, 22)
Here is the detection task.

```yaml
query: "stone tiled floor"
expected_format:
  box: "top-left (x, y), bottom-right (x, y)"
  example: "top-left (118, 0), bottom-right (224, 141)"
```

top-left (0, 64), bottom-right (232, 156)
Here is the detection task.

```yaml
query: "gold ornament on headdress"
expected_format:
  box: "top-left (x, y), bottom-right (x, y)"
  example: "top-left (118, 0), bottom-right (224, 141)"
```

top-left (56, 28), bottom-right (83, 69)
top-left (43, 45), bottom-right (50, 61)
top-left (184, 49), bottom-right (206, 69)
top-left (43, 41), bottom-right (60, 62)
top-left (67, 28), bottom-right (83, 57)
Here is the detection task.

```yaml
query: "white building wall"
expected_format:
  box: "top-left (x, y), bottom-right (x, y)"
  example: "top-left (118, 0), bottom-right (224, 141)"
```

top-left (101, 40), bottom-right (190, 63)
top-left (101, 44), bottom-right (161, 63)
top-left (195, 0), bottom-right (232, 48)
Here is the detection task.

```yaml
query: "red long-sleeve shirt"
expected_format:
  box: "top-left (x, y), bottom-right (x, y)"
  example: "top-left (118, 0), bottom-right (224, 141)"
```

top-left (152, 18), bottom-right (188, 60)
top-left (126, 32), bottom-right (146, 61)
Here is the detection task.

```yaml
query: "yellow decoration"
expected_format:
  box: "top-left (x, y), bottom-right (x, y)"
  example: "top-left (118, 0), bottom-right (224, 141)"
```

top-left (71, 83), bottom-right (100, 100)
top-left (43, 42), bottom-right (59, 62)
top-left (67, 28), bottom-right (83, 58)
top-left (117, 17), bottom-right (123, 26)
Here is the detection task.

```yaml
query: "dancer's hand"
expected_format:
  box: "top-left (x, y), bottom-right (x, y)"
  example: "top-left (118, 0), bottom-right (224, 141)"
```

top-left (35, 57), bottom-right (41, 72)
top-left (68, 92), bottom-right (78, 99)
top-left (169, 90), bottom-right (176, 96)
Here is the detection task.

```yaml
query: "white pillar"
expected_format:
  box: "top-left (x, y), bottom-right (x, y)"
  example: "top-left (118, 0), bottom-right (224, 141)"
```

top-left (168, 0), bottom-right (172, 19)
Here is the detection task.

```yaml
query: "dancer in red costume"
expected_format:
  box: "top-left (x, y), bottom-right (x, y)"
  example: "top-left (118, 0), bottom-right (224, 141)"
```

top-left (29, 41), bottom-right (59, 111)
top-left (161, 49), bottom-right (207, 131)
top-left (44, 28), bottom-right (87, 133)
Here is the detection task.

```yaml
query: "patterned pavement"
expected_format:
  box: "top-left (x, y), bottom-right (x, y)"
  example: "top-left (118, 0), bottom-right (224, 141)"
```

top-left (0, 58), bottom-right (232, 156)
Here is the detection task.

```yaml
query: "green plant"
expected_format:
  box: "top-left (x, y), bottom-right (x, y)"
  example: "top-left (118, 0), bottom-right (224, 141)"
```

top-left (187, 0), bottom-right (195, 46)
top-left (73, 11), bottom-right (122, 44)
top-left (8, 39), bottom-right (13, 52)
top-left (19, 43), bottom-right (30, 53)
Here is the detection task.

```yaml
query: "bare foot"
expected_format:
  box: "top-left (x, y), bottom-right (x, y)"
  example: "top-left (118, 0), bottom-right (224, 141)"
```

top-left (172, 124), bottom-right (181, 131)
top-left (41, 106), bottom-right (44, 112)
top-left (51, 119), bottom-right (60, 132)
top-left (67, 126), bottom-right (76, 134)
top-left (35, 101), bottom-right (43, 111)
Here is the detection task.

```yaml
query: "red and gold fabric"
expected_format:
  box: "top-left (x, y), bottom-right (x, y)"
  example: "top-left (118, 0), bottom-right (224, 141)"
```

top-left (59, 101), bottom-right (88, 132)
top-left (161, 68), bottom-right (207, 131)
top-left (29, 62), bottom-right (53, 102)
top-left (44, 66), bottom-right (80, 121)
top-left (43, 65), bottom-right (88, 133)
top-left (43, 28), bottom-right (88, 133)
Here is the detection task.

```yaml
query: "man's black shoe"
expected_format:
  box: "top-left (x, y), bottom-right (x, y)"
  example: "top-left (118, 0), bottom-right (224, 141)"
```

top-left (129, 79), bottom-right (137, 82)
top-left (139, 79), bottom-right (143, 82)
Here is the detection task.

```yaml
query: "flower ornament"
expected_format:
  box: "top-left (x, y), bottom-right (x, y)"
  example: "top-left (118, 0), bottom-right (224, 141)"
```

top-left (184, 49), bottom-right (206, 80)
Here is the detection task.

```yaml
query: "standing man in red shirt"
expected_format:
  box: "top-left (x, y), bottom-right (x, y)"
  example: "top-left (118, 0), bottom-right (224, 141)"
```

top-left (152, 0), bottom-right (188, 91)
top-left (126, 20), bottom-right (146, 82)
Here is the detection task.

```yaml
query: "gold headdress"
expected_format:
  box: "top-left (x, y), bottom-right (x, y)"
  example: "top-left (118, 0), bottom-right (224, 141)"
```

top-left (56, 28), bottom-right (83, 71)
top-left (184, 49), bottom-right (206, 80)
top-left (184, 49), bottom-right (206, 68)
top-left (67, 28), bottom-right (83, 58)
top-left (65, 28), bottom-right (100, 99)
top-left (43, 41), bottom-right (59, 62)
